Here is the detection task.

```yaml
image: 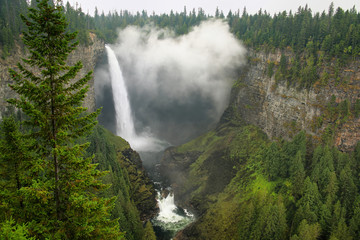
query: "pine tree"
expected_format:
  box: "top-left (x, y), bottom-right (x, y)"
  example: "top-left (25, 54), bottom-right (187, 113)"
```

top-left (7, 0), bottom-right (122, 238)
top-left (290, 151), bottom-right (306, 198)
top-left (0, 218), bottom-right (34, 240)
top-left (290, 219), bottom-right (321, 240)
top-left (338, 164), bottom-right (357, 219)
top-left (264, 142), bottom-right (286, 180)
top-left (349, 197), bottom-right (360, 239)
top-left (0, 116), bottom-right (32, 221)
top-left (143, 221), bottom-right (157, 240)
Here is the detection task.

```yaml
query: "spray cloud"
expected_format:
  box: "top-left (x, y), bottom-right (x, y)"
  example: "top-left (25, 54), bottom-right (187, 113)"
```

top-left (96, 19), bottom-right (246, 146)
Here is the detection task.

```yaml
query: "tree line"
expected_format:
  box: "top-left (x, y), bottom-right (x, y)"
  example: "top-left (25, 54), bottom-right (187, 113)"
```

top-left (2, 1), bottom-right (360, 56)
top-left (2, 1), bottom-right (359, 89)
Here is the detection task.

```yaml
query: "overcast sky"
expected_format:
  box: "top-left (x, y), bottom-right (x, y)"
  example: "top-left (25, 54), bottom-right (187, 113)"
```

top-left (69, 0), bottom-right (359, 16)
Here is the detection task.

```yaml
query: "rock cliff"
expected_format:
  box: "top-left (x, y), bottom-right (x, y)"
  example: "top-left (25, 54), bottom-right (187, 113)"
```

top-left (231, 49), bottom-right (360, 151)
top-left (0, 33), bottom-right (104, 119)
top-left (160, 49), bottom-right (360, 239)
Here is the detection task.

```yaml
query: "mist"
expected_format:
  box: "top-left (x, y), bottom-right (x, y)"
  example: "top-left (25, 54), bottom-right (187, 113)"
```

top-left (95, 19), bottom-right (246, 146)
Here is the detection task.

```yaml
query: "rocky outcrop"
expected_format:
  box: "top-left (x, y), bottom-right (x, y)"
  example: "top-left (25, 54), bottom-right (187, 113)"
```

top-left (231, 49), bottom-right (360, 151)
top-left (119, 147), bottom-right (159, 221)
top-left (0, 33), bottom-right (104, 119)
top-left (67, 33), bottom-right (104, 111)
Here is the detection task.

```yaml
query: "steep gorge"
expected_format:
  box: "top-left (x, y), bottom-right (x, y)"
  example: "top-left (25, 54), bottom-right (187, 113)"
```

top-left (1, 35), bottom-right (360, 239)
top-left (160, 50), bottom-right (360, 239)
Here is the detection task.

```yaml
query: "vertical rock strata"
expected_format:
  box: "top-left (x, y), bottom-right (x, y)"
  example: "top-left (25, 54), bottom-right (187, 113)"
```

top-left (232, 50), bottom-right (360, 151)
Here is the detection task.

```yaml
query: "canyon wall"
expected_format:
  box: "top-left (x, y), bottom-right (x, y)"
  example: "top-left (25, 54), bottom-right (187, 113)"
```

top-left (0, 33), bottom-right (104, 120)
top-left (231, 50), bottom-right (360, 151)
top-left (1, 39), bottom-right (359, 151)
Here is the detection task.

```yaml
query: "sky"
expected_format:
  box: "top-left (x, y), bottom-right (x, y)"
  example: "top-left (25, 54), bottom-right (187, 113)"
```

top-left (70, 0), bottom-right (359, 16)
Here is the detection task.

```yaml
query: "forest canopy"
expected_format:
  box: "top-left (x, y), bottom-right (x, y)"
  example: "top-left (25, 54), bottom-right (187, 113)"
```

top-left (1, 1), bottom-right (359, 59)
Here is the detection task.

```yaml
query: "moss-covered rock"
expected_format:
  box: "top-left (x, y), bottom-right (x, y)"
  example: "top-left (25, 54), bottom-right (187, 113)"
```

top-left (161, 121), bottom-right (269, 239)
top-left (86, 125), bottom-right (158, 240)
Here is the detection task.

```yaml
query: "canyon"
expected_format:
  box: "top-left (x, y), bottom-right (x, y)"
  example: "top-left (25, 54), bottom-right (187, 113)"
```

top-left (1, 37), bottom-right (359, 239)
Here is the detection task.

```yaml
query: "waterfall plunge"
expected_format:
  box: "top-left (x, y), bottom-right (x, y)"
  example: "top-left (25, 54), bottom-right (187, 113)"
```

top-left (106, 45), bottom-right (194, 238)
top-left (156, 192), bottom-right (183, 223)
top-left (106, 45), bottom-right (136, 140)
top-left (152, 190), bottom-right (194, 236)
top-left (105, 45), bottom-right (169, 152)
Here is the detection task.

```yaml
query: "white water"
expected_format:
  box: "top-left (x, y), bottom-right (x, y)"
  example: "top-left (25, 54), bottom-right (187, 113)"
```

top-left (153, 190), bottom-right (194, 237)
top-left (106, 45), bottom-right (194, 238)
top-left (106, 45), bottom-right (169, 152)
top-left (106, 45), bottom-right (136, 140)
top-left (157, 192), bottom-right (186, 223)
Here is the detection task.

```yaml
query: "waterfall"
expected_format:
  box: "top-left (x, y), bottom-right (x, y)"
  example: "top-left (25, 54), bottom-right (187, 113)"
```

top-left (105, 45), bottom-right (193, 239)
top-left (105, 45), bottom-right (169, 152)
top-left (105, 45), bottom-right (136, 140)
top-left (157, 192), bottom-right (184, 223)
top-left (152, 190), bottom-right (194, 238)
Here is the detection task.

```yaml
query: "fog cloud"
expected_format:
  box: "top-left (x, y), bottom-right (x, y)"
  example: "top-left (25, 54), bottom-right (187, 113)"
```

top-left (97, 19), bottom-right (246, 145)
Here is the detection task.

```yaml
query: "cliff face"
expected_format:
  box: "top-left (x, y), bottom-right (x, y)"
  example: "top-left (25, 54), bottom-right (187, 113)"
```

top-left (88, 125), bottom-right (158, 238)
top-left (0, 33), bottom-right (104, 119)
top-left (232, 50), bottom-right (360, 151)
top-left (160, 49), bottom-right (360, 239)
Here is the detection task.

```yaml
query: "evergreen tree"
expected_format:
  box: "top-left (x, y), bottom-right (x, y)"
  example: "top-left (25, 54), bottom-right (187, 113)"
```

top-left (290, 151), bottom-right (306, 198)
top-left (143, 221), bottom-right (157, 240)
top-left (7, 0), bottom-right (122, 238)
top-left (290, 219), bottom-right (321, 240)
top-left (264, 142), bottom-right (285, 180)
top-left (0, 218), bottom-right (34, 240)
top-left (0, 116), bottom-right (32, 221)
top-left (338, 164), bottom-right (357, 219)
top-left (330, 217), bottom-right (352, 240)
top-left (349, 197), bottom-right (360, 239)
top-left (238, 200), bottom-right (256, 240)
top-left (291, 177), bottom-right (321, 235)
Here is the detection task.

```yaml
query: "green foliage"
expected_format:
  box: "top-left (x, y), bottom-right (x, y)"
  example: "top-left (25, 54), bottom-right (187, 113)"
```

top-left (290, 151), bottom-right (306, 198)
top-left (349, 197), bottom-right (360, 239)
top-left (1, 1), bottom-right (360, 239)
top-left (0, 116), bottom-right (34, 223)
top-left (241, 193), bottom-right (288, 240)
top-left (169, 122), bottom-right (360, 240)
top-left (290, 219), bottom-right (321, 240)
top-left (86, 125), bottom-right (158, 240)
top-left (3, 1), bottom-right (122, 238)
top-left (0, 219), bottom-right (34, 240)
top-left (143, 221), bottom-right (157, 240)
top-left (263, 142), bottom-right (287, 180)
top-left (0, 2), bottom-right (359, 93)
top-left (279, 54), bottom-right (287, 75)
top-left (0, 0), bottom-right (28, 58)
top-left (267, 61), bottom-right (275, 78)
top-left (354, 99), bottom-right (360, 118)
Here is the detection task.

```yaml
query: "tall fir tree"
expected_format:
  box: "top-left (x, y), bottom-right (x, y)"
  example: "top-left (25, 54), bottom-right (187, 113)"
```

top-left (7, 0), bottom-right (122, 238)
top-left (143, 221), bottom-right (157, 240)
top-left (290, 151), bottom-right (306, 198)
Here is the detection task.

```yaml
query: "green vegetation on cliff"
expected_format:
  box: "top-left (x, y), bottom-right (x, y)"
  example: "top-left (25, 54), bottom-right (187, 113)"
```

top-left (163, 116), bottom-right (360, 239)
top-left (86, 125), bottom-right (158, 240)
